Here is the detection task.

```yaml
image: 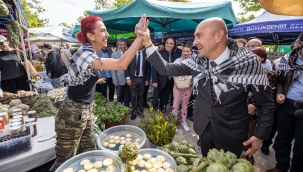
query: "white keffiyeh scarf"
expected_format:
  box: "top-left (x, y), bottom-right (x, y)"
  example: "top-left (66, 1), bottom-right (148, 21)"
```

top-left (182, 38), bottom-right (269, 103)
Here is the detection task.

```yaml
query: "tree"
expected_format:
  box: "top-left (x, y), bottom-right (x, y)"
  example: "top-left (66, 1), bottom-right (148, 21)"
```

top-left (111, 0), bottom-right (134, 8)
top-left (77, 11), bottom-right (89, 24)
top-left (94, 0), bottom-right (111, 10)
top-left (238, 14), bottom-right (255, 23)
top-left (59, 22), bottom-right (74, 29)
top-left (19, 0), bottom-right (48, 28)
top-left (233, 0), bottom-right (262, 15)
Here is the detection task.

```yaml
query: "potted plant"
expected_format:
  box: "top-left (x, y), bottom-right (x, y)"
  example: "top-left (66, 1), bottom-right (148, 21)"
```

top-left (94, 100), bottom-right (132, 129)
top-left (139, 108), bottom-right (179, 147)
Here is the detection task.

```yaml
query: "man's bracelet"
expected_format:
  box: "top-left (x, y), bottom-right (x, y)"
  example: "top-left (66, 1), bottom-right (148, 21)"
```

top-left (145, 43), bottom-right (153, 49)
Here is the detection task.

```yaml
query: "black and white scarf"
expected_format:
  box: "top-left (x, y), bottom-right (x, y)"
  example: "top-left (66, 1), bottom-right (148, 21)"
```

top-left (68, 43), bottom-right (99, 86)
top-left (277, 46), bottom-right (303, 83)
top-left (182, 38), bottom-right (269, 103)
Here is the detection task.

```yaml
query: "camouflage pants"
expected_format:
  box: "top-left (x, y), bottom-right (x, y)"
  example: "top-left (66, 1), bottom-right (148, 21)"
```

top-left (50, 98), bottom-right (96, 171)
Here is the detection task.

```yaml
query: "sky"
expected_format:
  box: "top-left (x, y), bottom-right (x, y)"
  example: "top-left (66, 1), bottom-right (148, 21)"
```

top-left (38, 0), bottom-right (261, 26)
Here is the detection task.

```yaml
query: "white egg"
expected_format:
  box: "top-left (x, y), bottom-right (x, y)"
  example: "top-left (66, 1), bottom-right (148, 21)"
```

top-left (156, 156), bottom-right (165, 162)
top-left (115, 139), bottom-right (120, 144)
top-left (134, 141), bottom-right (139, 145)
top-left (80, 159), bottom-right (90, 166)
top-left (157, 168), bottom-right (166, 172)
top-left (109, 144), bottom-right (116, 148)
top-left (136, 154), bottom-right (143, 161)
top-left (87, 169), bottom-right (98, 172)
top-left (63, 168), bottom-right (73, 172)
top-left (153, 161), bottom-right (163, 169)
top-left (84, 162), bottom-right (94, 170)
top-left (103, 158), bottom-right (113, 166)
top-left (165, 168), bottom-right (174, 172)
top-left (126, 134), bottom-right (132, 138)
top-left (103, 142), bottom-right (109, 147)
top-left (93, 161), bottom-right (103, 168)
top-left (114, 136), bottom-right (120, 140)
top-left (120, 136), bottom-right (125, 140)
top-left (147, 158), bottom-right (157, 164)
top-left (141, 170), bottom-right (148, 172)
top-left (131, 166), bottom-right (135, 170)
top-left (162, 162), bottom-right (171, 169)
top-left (100, 171), bottom-right (106, 172)
top-left (109, 136), bottom-right (114, 139)
top-left (106, 165), bottom-right (115, 172)
top-left (78, 170), bottom-right (86, 172)
top-left (143, 154), bottom-right (152, 160)
top-left (135, 138), bottom-right (141, 142)
top-left (108, 139), bottom-right (115, 144)
top-left (134, 170), bottom-right (140, 172)
top-left (128, 159), bottom-right (138, 166)
top-left (148, 168), bottom-right (157, 172)
top-left (145, 162), bottom-right (153, 169)
top-left (126, 138), bottom-right (132, 142)
top-left (138, 160), bottom-right (146, 168)
top-left (120, 140), bottom-right (126, 145)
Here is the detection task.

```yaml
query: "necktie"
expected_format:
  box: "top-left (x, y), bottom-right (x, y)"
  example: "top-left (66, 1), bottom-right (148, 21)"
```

top-left (210, 61), bottom-right (218, 102)
top-left (136, 51), bottom-right (141, 76)
top-left (168, 53), bottom-right (172, 80)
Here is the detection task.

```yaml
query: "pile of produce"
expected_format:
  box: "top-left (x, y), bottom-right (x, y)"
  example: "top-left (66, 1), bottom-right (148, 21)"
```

top-left (47, 88), bottom-right (65, 102)
top-left (102, 134), bottom-right (142, 150)
top-left (62, 158), bottom-right (116, 172)
top-left (159, 140), bottom-right (253, 172)
top-left (0, 99), bottom-right (29, 115)
top-left (30, 94), bottom-right (57, 118)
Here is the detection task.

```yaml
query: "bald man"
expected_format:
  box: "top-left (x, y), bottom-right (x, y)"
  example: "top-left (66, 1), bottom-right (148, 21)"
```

top-left (246, 38), bottom-right (262, 50)
top-left (138, 18), bottom-right (274, 158)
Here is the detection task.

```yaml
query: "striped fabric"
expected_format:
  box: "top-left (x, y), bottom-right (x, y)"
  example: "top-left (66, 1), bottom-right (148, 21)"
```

top-left (182, 38), bottom-right (269, 103)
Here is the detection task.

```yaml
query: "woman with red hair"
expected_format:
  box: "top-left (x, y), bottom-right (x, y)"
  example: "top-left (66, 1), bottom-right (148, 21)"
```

top-left (251, 47), bottom-right (272, 70)
top-left (50, 15), bottom-right (149, 171)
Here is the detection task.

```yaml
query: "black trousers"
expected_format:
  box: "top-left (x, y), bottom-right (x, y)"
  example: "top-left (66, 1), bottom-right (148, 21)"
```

top-left (117, 84), bottom-right (130, 107)
top-left (200, 122), bottom-right (215, 157)
top-left (187, 93), bottom-right (196, 117)
top-left (143, 84), bottom-right (149, 106)
top-left (97, 77), bottom-right (115, 101)
top-left (130, 78), bottom-right (145, 112)
top-left (275, 101), bottom-right (303, 172)
top-left (1, 75), bottom-right (30, 93)
top-left (152, 79), bottom-right (174, 111)
top-left (262, 111), bottom-right (278, 147)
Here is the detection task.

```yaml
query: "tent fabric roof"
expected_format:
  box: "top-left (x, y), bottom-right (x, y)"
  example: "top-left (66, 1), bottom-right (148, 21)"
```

top-left (228, 11), bottom-right (303, 44)
top-left (88, 0), bottom-right (238, 33)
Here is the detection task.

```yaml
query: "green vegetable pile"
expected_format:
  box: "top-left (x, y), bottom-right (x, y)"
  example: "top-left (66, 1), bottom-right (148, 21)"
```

top-left (118, 142), bottom-right (138, 172)
top-left (0, 0), bottom-right (9, 16)
top-left (159, 140), bottom-right (253, 172)
top-left (30, 94), bottom-right (57, 118)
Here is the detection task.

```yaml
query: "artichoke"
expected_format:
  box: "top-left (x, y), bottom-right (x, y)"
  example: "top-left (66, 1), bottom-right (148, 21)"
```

top-left (188, 143), bottom-right (195, 149)
top-left (219, 150), bottom-right (238, 169)
top-left (118, 142), bottom-right (138, 162)
top-left (176, 156), bottom-right (188, 165)
top-left (207, 148), bottom-right (219, 163)
top-left (188, 148), bottom-right (196, 155)
top-left (180, 140), bottom-right (188, 145)
top-left (230, 159), bottom-right (253, 172)
top-left (187, 157), bottom-right (196, 165)
top-left (179, 145), bottom-right (189, 154)
top-left (206, 163), bottom-right (229, 172)
top-left (177, 164), bottom-right (189, 172)
top-left (171, 141), bottom-right (179, 151)
top-left (163, 144), bottom-right (171, 150)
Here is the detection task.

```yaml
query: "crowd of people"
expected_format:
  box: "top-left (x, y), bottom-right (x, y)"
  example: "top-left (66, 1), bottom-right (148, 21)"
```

top-left (0, 14), bottom-right (302, 172)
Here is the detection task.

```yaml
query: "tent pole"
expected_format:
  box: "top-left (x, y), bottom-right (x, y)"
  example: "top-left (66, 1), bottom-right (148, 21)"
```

top-left (26, 32), bottom-right (33, 62)
top-left (162, 26), bottom-right (164, 42)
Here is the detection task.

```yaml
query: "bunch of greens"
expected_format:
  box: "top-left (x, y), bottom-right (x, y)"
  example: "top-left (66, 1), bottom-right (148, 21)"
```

top-left (139, 108), bottom-right (178, 146)
top-left (30, 94), bottom-right (57, 118)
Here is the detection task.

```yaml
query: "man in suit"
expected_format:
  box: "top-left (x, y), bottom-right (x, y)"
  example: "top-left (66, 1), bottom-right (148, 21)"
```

top-left (125, 44), bottom-right (150, 120)
top-left (97, 47), bottom-right (115, 101)
top-left (151, 37), bottom-right (179, 111)
top-left (111, 39), bottom-right (130, 106)
top-left (138, 18), bottom-right (274, 158)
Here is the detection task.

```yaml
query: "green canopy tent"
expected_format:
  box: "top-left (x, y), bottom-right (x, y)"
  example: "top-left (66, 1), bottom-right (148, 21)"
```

top-left (88, 0), bottom-right (238, 41)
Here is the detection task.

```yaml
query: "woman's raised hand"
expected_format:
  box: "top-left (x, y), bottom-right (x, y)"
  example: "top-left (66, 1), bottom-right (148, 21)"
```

top-left (135, 14), bottom-right (152, 48)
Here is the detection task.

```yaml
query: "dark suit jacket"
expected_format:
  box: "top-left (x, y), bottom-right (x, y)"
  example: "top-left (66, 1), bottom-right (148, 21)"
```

top-left (147, 50), bottom-right (274, 156)
top-left (125, 51), bottom-right (150, 82)
top-left (151, 50), bottom-right (179, 89)
top-left (45, 51), bottom-right (62, 78)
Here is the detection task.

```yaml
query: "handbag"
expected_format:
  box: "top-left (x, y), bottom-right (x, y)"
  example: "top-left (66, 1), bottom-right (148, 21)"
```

top-left (174, 76), bottom-right (192, 90)
top-left (15, 48), bottom-right (39, 78)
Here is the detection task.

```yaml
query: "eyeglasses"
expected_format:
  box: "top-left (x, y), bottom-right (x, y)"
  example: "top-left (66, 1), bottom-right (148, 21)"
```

top-left (246, 45), bottom-right (260, 48)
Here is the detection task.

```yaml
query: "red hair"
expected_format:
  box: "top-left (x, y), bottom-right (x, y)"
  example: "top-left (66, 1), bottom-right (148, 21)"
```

top-left (252, 47), bottom-right (268, 63)
top-left (77, 16), bottom-right (103, 44)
